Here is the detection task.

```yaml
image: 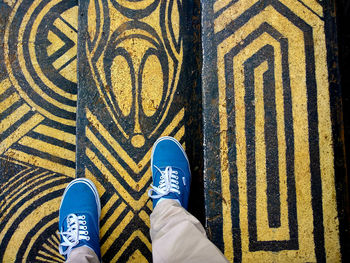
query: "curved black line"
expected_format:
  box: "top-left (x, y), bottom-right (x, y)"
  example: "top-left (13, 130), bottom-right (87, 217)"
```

top-left (138, 47), bottom-right (169, 137)
top-left (6, 0), bottom-right (76, 121)
top-left (104, 47), bottom-right (136, 123)
top-left (110, 0), bottom-right (160, 20)
top-left (0, 181), bottom-right (69, 261)
top-left (88, 0), bottom-right (102, 52)
top-left (17, 212), bottom-right (63, 262)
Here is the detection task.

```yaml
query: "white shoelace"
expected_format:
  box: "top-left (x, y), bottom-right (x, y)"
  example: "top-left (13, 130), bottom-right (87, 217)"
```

top-left (59, 213), bottom-right (90, 256)
top-left (148, 166), bottom-right (181, 199)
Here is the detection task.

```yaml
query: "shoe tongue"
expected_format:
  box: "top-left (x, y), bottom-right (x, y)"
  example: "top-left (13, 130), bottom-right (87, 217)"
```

top-left (160, 166), bottom-right (181, 174)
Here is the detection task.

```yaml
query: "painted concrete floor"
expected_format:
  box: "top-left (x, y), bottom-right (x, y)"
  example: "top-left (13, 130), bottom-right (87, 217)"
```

top-left (0, 0), bottom-right (343, 262)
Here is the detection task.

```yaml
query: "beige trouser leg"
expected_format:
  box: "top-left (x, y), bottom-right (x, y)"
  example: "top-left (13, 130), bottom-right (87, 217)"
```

top-left (150, 199), bottom-right (229, 263)
top-left (65, 200), bottom-right (228, 263)
top-left (66, 246), bottom-right (99, 263)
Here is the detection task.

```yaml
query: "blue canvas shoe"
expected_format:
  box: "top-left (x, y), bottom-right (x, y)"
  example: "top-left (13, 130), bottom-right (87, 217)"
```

top-left (59, 178), bottom-right (101, 261)
top-left (148, 136), bottom-right (191, 209)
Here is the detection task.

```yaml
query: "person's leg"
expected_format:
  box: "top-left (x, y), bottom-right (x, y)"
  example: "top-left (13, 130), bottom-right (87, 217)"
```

top-left (150, 199), bottom-right (229, 263)
top-left (148, 137), bottom-right (229, 263)
top-left (59, 178), bottom-right (101, 263)
top-left (66, 246), bottom-right (99, 263)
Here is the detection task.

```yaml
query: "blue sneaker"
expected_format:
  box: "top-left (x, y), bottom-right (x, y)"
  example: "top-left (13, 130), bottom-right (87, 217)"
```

top-left (59, 178), bottom-right (101, 261)
top-left (148, 136), bottom-right (191, 209)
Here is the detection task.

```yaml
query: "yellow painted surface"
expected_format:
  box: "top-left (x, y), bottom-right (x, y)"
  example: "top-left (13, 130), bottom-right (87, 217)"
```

top-left (0, 1), bottom-right (77, 261)
top-left (215, 0), bottom-right (340, 262)
top-left (86, 0), bottom-right (183, 146)
top-left (80, 1), bottom-right (185, 260)
top-left (0, 169), bottom-right (66, 262)
top-left (4, 0), bottom-right (77, 126)
top-left (0, 0), bottom-right (342, 262)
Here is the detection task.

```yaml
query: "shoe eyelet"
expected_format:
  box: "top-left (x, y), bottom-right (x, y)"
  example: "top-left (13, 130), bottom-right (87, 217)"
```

top-left (81, 215), bottom-right (86, 219)
top-left (82, 221), bottom-right (86, 225)
top-left (86, 237), bottom-right (90, 241)
top-left (83, 226), bottom-right (87, 230)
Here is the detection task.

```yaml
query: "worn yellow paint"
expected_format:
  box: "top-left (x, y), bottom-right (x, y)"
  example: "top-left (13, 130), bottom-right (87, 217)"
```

top-left (111, 230), bottom-right (152, 263)
top-left (60, 59), bottom-right (78, 83)
top-left (146, 200), bottom-right (153, 211)
top-left (1, 0), bottom-right (341, 262)
top-left (85, 105), bottom-right (186, 215)
top-left (0, 170), bottom-right (48, 218)
top-left (87, 0), bottom-right (103, 57)
top-left (139, 210), bottom-right (151, 228)
top-left (86, 168), bottom-right (107, 197)
top-left (87, 0), bottom-right (97, 42)
top-left (47, 30), bottom-right (66, 57)
top-left (4, 149), bottom-right (75, 177)
top-left (85, 125), bottom-right (151, 191)
top-left (22, 220), bottom-right (59, 260)
top-left (84, 14), bottom-right (186, 252)
top-left (101, 211), bottom-right (134, 255)
top-left (131, 134), bottom-right (146, 148)
top-left (141, 55), bottom-right (164, 117)
top-left (0, 92), bottom-right (20, 114)
top-left (314, 16), bottom-right (342, 263)
top-left (254, 61), bottom-right (290, 242)
top-left (41, 242), bottom-right (64, 261)
top-left (0, 1), bottom-right (77, 262)
top-left (111, 56), bottom-right (134, 117)
top-left (86, 107), bottom-right (184, 174)
top-left (218, 96), bottom-right (234, 262)
top-left (100, 202), bottom-right (127, 237)
top-left (86, 108), bottom-right (142, 172)
top-left (100, 196), bottom-right (120, 225)
top-left (216, 0), bottom-right (340, 262)
top-left (61, 5), bottom-right (79, 31)
top-left (0, 104), bottom-right (31, 134)
top-left (0, 165), bottom-right (34, 207)
top-left (117, 0), bottom-right (154, 10)
top-left (0, 78), bottom-right (12, 96)
top-left (86, 147), bottom-right (150, 211)
top-left (18, 136), bottom-right (76, 162)
top-left (52, 19), bottom-right (77, 70)
top-left (0, 113), bottom-right (45, 155)
top-left (87, 0), bottom-right (183, 146)
top-left (1, 192), bottom-right (62, 262)
top-left (4, 0), bottom-right (77, 126)
top-left (127, 249), bottom-right (149, 263)
top-left (33, 125), bottom-right (76, 145)
top-left (85, 50), bottom-right (130, 138)
top-left (23, 0), bottom-right (76, 105)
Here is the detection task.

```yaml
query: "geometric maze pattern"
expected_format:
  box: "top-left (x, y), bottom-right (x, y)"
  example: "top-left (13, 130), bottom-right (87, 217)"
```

top-left (202, 0), bottom-right (340, 262)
